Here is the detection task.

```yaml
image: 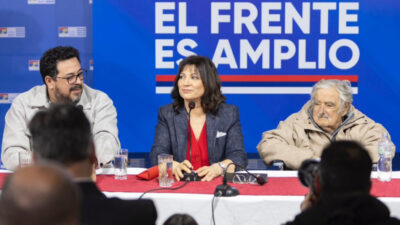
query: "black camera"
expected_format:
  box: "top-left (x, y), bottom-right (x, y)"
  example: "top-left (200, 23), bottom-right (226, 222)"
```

top-left (298, 159), bottom-right (320, 191)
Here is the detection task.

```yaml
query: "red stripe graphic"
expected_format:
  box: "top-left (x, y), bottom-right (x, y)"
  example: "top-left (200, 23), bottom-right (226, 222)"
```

top-left (156, 75), bottom-right (358, 82)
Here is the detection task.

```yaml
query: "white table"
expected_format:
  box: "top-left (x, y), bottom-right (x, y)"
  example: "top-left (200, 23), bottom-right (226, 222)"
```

top-left (98, 168), bottom-right (400, 225)
top-left (1, 168), bottom-right (398, 225)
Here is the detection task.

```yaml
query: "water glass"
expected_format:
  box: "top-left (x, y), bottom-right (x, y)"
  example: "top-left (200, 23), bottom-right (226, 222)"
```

top-left (378, 155), bottom-right (392, 182)
top-left (19, 151), bottom-right (32, 167)
top-left (158, 154), bottom-right (173, 187)
top-left (377, 133), bottom-right (394, 182)
top-left (114, 149), bottom-right (128, 180)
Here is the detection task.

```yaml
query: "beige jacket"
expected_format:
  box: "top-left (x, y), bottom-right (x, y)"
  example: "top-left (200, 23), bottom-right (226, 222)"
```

top-left (257, 101), bottom-right (393, 169)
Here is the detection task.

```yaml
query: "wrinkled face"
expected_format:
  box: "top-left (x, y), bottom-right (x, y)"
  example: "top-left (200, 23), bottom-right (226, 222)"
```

top-left (178, 64), bottom-right (205, 104)
top-left (312, 87), bottom-right (349, 134)
top-left (45, 57), bottom-right (83, 104)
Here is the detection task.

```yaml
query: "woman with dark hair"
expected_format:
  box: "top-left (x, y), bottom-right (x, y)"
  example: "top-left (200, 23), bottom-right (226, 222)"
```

top-left (150, 55), bottom-right (247, 181)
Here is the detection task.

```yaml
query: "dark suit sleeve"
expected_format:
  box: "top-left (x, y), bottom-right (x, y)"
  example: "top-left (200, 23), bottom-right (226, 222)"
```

top-left (225, 106), bottom-right (248, 169)
top-left (107, 198), bottom-right (157, 225)
top-left (149, 107), bottom-right (172, 166)
top-left (128, 199), bottom-right (157, 225)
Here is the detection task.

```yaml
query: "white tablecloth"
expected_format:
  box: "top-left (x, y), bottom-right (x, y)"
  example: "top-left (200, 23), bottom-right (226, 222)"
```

top-left (1, 168), bottom-right (398, 225)
top-left (98, 168), bottom-right (400, 225)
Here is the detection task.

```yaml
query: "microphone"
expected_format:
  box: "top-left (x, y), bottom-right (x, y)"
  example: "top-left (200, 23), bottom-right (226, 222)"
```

top-left (214, 163), bottom-right (239, 197)
top-left (214, 162), bottom-right (267, 196)
top-left (188, 101), bottom-right (195, 110)
top-left (232, 163), bottom-right (267, 185)
top-left (182, 101), bottom-right (200, 182)
top-left (188, 101), bottom-right (195, 163)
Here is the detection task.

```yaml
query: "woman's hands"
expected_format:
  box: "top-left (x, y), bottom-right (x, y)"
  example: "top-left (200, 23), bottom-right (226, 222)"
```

top-left (196, 163), bottom-right (224, 181)
top-left (172, 159), bottom-right (234, 181)
top-left (172, 160), bottom-right (193, 181)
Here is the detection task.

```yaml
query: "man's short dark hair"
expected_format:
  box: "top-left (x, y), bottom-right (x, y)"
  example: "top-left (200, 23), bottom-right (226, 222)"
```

top-left (29, 103), bottom-right (92, 164)
top-left (39, 46), bottom-right (80, 83)
top-left (0, 164), bottom-right (80, 225)
top-left (319, 141), bottom-right (372, 194)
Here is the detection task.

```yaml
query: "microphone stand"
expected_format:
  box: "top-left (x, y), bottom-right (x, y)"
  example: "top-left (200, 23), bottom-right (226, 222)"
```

top-left (233, 164), bottom-right (267, 185)
top-left (214, 162), bottom-right (267, 196)
top-left (214, 163), bottom-right (239, 197)
top-left (188, 101), bottom-right (195, 165)
top-left (182, 101), bottom-right (200, 182)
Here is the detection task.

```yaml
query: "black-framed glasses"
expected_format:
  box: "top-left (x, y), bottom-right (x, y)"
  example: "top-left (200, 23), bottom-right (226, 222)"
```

top-left (56, 70), bottom-right (87, 84)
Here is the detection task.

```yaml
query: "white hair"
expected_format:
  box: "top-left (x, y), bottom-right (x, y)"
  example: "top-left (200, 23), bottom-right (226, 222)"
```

top-left (311, 79), bottom-right (353, 113)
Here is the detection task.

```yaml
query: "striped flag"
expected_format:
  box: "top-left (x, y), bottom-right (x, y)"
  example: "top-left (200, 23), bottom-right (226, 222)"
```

top-left (155, 75), bottom-right (358, 94)
top-left (58, 26), bottom-right (87, 38)
top-left (0, 27), bottom-right (25, 38)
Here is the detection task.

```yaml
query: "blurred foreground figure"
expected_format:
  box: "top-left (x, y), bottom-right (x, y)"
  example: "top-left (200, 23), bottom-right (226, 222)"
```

top-left (29, 103), bottom-right (157, 225)
top-left (164, 214), bottom-right (198, 225)
top-left (0, 164), bottom-right (80, 225)
top-left (285, 141), bottom-right (400, 225)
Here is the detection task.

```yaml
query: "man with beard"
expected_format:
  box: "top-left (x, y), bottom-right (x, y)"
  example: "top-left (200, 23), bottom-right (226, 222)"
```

top-left (1, 46), bottom-right (120, 170)
top-left (257, 79), bottom-right (393, 170)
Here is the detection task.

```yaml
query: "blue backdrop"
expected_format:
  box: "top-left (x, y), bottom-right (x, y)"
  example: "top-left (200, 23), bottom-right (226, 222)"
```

top-left (93, 0), bottom-right (400, 154)
top-left (0, 0), bottom-right (93, 163)
top-left (1, 1), bottom-right (399, 161)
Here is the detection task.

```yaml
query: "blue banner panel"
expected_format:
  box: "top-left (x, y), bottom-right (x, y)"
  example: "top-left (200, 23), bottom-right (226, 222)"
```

top-left (0, 0), bottom-right (93, 162)
top-left (93, 0), bottom-right (400, 154)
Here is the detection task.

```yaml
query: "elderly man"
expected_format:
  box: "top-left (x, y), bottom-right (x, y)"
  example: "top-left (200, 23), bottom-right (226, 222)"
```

top-left (0, 164), bottom-right (80, 225)
top-left (257, 79), bottom-right (393, 169)
top-left (1, 46), bottom-right (120, 170)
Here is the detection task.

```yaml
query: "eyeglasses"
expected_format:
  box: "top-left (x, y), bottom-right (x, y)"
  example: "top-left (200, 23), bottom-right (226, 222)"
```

top-left (231, 173), bottom-right (268, 184)
top-left (56, 70), bottom-right (87, 84)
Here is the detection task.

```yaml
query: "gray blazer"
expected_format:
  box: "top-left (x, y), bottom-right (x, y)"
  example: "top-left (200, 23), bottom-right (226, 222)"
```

top-left (150, 103), bottom-right (247, 168)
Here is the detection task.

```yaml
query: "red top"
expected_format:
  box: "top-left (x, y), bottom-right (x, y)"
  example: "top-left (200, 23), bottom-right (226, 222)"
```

top-left (186, 121), bottom-right (210, 170)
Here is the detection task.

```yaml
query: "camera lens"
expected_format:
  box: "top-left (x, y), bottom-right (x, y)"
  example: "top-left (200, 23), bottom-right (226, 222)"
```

top-left (298, 159), bottom-right (320, 188)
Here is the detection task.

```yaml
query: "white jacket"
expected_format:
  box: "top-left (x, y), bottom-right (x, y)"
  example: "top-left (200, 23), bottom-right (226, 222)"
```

top-left (1, 84), bottom-right (120, 170)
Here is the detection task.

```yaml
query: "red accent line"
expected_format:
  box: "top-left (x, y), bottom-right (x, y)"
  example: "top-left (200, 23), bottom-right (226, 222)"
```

top-left (156, 75), bottom-right (176, 82)
top-left (156, 75), bottom-right (358, 82)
